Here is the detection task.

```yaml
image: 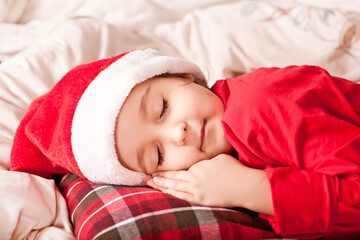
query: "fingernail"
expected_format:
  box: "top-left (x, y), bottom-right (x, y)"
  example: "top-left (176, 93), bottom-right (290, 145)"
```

top-left (153, 177), bottom-right (160, 184)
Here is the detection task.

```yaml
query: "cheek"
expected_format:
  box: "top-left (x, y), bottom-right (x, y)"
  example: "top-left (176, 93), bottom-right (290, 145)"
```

top-left (162, 147), bottom-right (203, 171)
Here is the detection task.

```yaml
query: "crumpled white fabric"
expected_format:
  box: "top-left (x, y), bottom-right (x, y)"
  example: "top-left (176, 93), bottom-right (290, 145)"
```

top-left (0, 170), bottom-right (74, 240)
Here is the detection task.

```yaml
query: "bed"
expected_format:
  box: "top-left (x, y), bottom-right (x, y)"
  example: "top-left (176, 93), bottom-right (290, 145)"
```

top-left (1, 0), bottom-right (359, 239)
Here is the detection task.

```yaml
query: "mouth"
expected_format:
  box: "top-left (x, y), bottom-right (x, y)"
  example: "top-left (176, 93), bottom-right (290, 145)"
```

top-left (200, 119), bottom-right (207, 151)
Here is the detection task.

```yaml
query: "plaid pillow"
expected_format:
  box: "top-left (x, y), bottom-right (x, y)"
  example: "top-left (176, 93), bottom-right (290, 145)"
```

top-left (59, 173), bottom-right (282, 240)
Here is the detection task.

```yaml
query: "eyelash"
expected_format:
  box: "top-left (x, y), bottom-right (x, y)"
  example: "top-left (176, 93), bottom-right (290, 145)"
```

top-left (157, 145), bottom-right (164, 165)
top-left (157, 98), bottom-right (168, 165)
top-left (160, 98), bottom-right (168, 118)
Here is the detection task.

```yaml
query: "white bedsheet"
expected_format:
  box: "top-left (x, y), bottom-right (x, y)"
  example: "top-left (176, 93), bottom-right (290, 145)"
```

top-left (0, 170), bottom-right (74, 239)
top-left (1, 0), bottom-right (359, 239)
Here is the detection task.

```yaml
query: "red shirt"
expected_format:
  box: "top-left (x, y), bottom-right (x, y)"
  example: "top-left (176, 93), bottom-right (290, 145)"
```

top-left (211, 66), bottom-right (360, 238)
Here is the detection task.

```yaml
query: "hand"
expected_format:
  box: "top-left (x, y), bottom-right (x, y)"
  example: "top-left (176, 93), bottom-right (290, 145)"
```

top-left (144, 154), bottom-right (250, 208)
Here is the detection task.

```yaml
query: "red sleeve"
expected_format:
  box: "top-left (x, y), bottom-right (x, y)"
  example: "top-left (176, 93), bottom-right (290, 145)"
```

top-left (259, 70), bottom-right (360, 238)
top-left (263, 166), bottom-right (360, 238)
top-left (215, 66), bottom-right (360, 238)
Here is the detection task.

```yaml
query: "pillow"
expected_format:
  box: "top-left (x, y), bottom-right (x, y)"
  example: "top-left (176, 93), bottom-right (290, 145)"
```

top-left (59, 173), bottom-right (282, 239)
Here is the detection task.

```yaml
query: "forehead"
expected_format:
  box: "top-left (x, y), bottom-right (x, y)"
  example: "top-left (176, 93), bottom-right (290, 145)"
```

top-left (146, 75), bottom-right (188, 86)
top-left (132, 75), bottom-right (190, 93)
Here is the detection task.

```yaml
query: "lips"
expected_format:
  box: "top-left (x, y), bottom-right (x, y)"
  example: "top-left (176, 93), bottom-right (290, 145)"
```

top-left (200, 119), bottom-right (207, 151)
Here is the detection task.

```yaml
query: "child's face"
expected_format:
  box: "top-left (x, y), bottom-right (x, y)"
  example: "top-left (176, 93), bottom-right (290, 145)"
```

top-left (115, 75), bottom-right (233, 175)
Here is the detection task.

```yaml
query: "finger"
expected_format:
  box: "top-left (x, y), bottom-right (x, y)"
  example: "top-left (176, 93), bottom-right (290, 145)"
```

top-left (153, 170), bottom-right (192, 181)
top-left (145, 177), bottom-right (167, 192)
top-left (165, 189), bottom-right (195, 203)
top-left (153, 176), bottom-right (191, 192)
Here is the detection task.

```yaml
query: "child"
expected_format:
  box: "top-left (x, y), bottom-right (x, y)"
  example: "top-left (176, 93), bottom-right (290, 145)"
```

top-left (10, 49), bottom-right (360, 238)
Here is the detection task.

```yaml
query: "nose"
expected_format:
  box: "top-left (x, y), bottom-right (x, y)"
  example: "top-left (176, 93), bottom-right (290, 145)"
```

top-left (172, 121), bottom-right (187, 145)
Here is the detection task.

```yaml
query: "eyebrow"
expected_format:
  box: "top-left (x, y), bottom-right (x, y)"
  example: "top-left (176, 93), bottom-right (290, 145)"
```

top-left (139, 85), bottom-right (151, 118)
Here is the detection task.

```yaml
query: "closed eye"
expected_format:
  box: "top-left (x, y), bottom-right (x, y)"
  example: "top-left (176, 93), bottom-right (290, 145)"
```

top-left (160, 98), bottom-right (168, 118)
top-left (157, 145), bottom-right (164, 165)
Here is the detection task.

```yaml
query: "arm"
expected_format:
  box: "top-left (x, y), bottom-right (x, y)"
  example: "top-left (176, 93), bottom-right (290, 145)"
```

top-left (263, 164), bottom-right (360, 238)
top-left (145, 154), bottom-right (274, 216)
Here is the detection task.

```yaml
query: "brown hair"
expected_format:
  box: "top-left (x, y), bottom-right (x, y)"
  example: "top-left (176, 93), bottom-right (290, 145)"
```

top-left (155, 73), bottom-right (209, 89)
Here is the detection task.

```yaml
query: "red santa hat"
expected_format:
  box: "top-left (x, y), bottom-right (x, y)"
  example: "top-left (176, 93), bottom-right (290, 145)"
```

top-left (10, 49), bottom-right (206, 185)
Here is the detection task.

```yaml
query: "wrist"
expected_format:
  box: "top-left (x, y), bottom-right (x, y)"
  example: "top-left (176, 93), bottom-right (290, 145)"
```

top-left (236, 167), bottom-right (274, 216)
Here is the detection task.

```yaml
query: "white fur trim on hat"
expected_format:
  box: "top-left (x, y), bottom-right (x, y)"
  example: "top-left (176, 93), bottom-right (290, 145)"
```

top-left (71, 49), bottom-right (205, 185)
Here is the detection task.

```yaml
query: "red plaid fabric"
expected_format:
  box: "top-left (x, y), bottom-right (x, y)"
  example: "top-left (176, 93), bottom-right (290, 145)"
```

top-left (59, 173), bottom-right (283, 240)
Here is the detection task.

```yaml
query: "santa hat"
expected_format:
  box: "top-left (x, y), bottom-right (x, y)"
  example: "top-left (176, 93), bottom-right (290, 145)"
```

top-left (10, 49), bottom-right (206, 185)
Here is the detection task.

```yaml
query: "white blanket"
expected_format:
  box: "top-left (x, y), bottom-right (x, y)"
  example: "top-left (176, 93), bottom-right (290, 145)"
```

top-left (1, 0), bottom-right (359, 239)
